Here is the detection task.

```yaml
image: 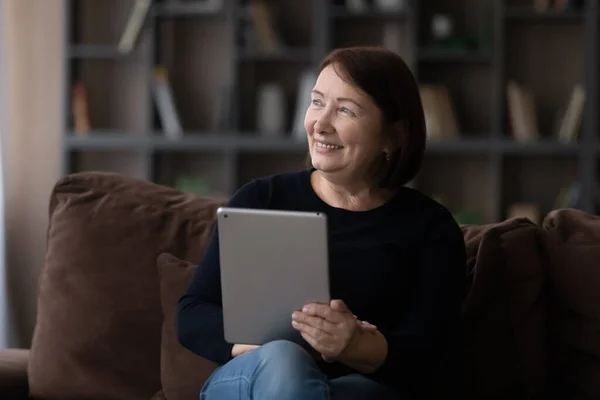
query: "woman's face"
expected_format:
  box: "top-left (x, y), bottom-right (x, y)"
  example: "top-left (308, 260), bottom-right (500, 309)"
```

top-left (304, 64), bottom-right (387, 182)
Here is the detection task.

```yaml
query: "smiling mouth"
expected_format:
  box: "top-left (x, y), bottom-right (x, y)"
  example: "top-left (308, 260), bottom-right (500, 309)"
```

top-left (315, 141), bottom-right (344, 150)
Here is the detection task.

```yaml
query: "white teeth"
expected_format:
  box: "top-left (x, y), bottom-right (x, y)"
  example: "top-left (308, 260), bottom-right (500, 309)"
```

top-left (316, 141), bottom-right (342, 150)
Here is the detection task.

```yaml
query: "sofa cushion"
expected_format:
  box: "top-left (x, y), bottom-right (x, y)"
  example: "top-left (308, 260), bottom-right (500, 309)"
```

top-left (460, 218), bottom-right (547, 400)
top-left (28, 172), bottom-right (225, 400)
top-left (542, 208), bottom-right (600, 399)
top-left (0, 349), bottom-right (29, 400)
top-left (157, 253), bottom-right (217, 400)
top-left (152, 390), bottom-right (168, 400)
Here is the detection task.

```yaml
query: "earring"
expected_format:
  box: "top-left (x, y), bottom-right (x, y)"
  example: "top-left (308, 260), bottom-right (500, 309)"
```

top-left (384, 152), bottom-right (391, 162)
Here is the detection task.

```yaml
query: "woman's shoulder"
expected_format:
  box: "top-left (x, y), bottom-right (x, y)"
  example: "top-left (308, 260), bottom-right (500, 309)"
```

top-left (394, 186), bottom-right (462, 235)
top-left (228, 169), bottom-right (313, 209)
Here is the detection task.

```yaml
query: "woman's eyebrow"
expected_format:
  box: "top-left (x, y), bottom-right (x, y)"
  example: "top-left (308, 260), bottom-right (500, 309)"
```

top-left (311, 90), bottom-right (364, 109)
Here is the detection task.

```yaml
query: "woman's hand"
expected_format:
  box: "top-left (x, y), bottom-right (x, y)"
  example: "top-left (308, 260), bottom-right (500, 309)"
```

top-left (231, 344), bottom-right (259, 358)
top-left (291, 299), bottom-right (362, 362)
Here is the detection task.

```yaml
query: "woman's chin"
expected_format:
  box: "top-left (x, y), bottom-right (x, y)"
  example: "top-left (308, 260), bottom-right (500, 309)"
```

top-left (311, 156), bottom-right (342, 173)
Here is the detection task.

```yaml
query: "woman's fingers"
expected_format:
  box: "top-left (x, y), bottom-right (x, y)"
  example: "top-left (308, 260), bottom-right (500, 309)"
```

top-left (292, 320), bottom-right (330, 342)
top-left (301, 303), bottom-right (345, 323)
top-left (359, 320), bottom-right (378, 332)
top-left (298, 330), bottom-right (325, 354)
top-left (292, 311), bottom-right (336, 334)
top-left (329, 299), bottom-right (350, 313)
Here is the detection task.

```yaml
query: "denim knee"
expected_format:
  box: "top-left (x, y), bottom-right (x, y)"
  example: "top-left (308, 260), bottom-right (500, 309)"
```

top-left (257, 340), bottom-right (313, 365)
top-left (253, 340), bottom-right (327, 397)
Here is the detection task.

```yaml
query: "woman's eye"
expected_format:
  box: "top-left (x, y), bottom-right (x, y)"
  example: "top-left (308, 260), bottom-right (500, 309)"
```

top-left (311, 99), bottom-right (323, 106)
top-left (340, 107), bottom-right (355, 116)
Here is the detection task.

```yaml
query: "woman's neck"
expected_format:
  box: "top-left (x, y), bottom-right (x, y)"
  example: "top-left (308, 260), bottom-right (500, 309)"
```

top-left (311, 170), bottom-right (395, 211)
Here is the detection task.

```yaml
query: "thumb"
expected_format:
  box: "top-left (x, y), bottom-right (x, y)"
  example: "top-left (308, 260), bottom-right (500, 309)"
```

top-left (330, 299), bottom-right (349, 312)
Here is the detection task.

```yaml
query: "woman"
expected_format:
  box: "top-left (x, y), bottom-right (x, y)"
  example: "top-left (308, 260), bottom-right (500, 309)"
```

top-left (177, 46), bottom-right (467, 399)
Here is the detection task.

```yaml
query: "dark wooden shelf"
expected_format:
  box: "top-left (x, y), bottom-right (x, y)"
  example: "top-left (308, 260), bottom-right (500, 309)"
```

top-left (426, 138), bottom-right (494, 154)
top-left (505, 7), bottom-right (584, 20)
top-left (67, 132), bottom-right (307, 153)
top-left (236, 48), bottom-right (315, 62)
top-left (66, 132), bottom-right (146, 150)
top-left (63, 0), bottom-right (600, 218)
top-left (154, 1), bottom-right (225, 17)
top-left (151, 134), bottom-right (232, 151)
top-left (329, 6), bottom-right (408, 20)
top-left (499, 139), bottom-right (580, 155)
top-left (68, 45), bottom-right (133, 59)
top-left (235, 135), bottom-right (308, 153)
top-left (418, 49), bottom-right (492, 63)
top-left (426, 138), bottom-right (580, 155)
top-left (67, 132), bottom-right (581, 156)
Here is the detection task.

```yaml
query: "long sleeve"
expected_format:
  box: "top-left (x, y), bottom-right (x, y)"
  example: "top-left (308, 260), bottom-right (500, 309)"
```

top-left (176, 180), bottom-right (264, 364)
top-left (368, 210), bottom-right (467, 388)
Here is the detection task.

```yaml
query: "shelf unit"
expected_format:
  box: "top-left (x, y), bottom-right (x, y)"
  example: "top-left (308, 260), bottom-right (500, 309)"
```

top-left (63, 0), bottom-right (600, 224)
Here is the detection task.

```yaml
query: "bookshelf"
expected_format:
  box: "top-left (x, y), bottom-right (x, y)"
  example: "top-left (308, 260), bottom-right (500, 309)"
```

top-left (63, 0), bottom-right (599, 224)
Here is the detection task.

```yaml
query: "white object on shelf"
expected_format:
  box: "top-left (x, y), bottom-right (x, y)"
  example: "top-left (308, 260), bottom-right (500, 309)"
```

top-left (152, 66), bottom-right (183, 140)
top-left (346, 0), bottom-right (369, 13)
top-left (257, 83), bottom-right (286, 136)
top-left (291, 70), bottom-right (317, 141)
top-left (164, 0), bottom-right (224, 13)
top-left (431, 14), bottom-right (453, 40)
top-left (382, 23), bottom-right (402, 54)
top-left (374, 0), bottom-right (406, 12)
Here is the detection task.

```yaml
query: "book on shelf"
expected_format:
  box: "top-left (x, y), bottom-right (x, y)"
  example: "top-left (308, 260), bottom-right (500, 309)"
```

top-left (534, 0), bottom-right (551, 12)
top-left (507, 80), bottom-right (538, 142)
top-left (554, 0), bottom-right (584, 11)
top-left (553, 181), bottom-right (581, 210)
top-left (152, 66), bottom-right (183, 139)
top-left (117, 0), bottom-right (152, 54)
top-left (71, 81), bottom-right (91, 135)
top-left (555, 83), bottom-right (585, 144)
top-left (247, 0), bottom-right (281, 53)
top-left (212, 84), bottom-right (234, 132)
top-left (507, 202), bottom-right (540, 225)
top-left (534, 0), bottom-right (583, 12)
top-left (419, 85), bottom-right (460, 141)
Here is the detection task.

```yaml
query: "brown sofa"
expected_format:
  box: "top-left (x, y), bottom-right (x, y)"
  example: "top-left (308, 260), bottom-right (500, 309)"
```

top-left (0, 172), bottom-right (598, 400)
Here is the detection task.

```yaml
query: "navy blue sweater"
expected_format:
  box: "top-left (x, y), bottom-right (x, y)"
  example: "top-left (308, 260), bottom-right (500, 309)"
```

top-left (177, 169), bottom-right (466, 394)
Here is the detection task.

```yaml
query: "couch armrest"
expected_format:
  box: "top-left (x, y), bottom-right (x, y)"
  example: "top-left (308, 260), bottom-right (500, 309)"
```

top-left (0, 348), bottom-right (30, 399)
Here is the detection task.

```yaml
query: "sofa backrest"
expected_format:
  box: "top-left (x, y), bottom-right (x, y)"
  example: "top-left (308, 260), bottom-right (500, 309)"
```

top-left (27, 172), bottom-right (600, 400)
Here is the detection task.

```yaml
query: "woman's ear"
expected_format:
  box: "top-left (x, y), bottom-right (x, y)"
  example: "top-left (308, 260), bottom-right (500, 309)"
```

top-left (384, 120), bottom-right (404, 153)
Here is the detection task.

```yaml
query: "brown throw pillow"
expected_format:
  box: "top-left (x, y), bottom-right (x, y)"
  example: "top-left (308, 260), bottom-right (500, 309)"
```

top-left (542, 209), bottom-right (600, 399)
top-left (29, 172), bottom-right (224, 400)
top-left (157, 253), bottom-right (218, 400)
top-left (460, 218), bottom-right (547, 400)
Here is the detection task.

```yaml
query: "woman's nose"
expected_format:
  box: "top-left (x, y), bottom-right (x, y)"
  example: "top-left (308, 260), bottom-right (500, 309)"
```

top-left (314, 109), bottom-right (334, 134)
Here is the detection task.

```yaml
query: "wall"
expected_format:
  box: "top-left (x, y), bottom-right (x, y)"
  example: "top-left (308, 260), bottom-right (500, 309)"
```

top-left (1, 0), bottom-right (64, 347)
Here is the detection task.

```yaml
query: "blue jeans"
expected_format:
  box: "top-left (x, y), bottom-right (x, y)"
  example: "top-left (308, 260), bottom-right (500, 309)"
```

top-left (200, 340), bottom-right (402, 399)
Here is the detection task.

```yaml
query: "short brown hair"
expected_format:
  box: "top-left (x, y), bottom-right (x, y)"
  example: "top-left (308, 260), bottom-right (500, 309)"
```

top-left (314, 46), bottom-right (426, 190)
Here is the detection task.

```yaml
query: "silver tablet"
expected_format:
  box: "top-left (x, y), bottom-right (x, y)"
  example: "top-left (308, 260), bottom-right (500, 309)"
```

top-left (217, 207), bottom-right (330, 345)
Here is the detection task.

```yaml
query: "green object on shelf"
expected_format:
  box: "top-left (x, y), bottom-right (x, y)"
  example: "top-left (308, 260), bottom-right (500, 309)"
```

top-left (453, 210), bottom-right (483, 226)
top-left (175, 177), bottom-right (212, 196)
top-left (433, 195), bottom-right (482, 225)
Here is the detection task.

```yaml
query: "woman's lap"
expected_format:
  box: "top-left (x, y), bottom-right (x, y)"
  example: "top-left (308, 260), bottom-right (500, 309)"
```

top-left (329, 374), bottom-right (400, 399)
top-left (200, 340), bottom-right (402, 400)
